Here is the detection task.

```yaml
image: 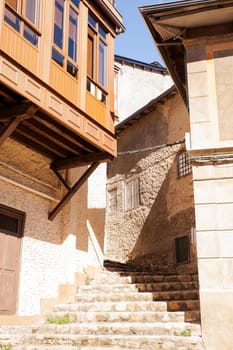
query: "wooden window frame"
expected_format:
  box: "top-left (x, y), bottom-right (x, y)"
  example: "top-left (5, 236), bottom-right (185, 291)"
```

top-left (87, 12), bottom-right (108, 102)
top-left (124, 176), bottom-right (140, 212)
top-left (4, 0), bottom-right (41, 46)
top-left (52, 0), bottom-right (79, 78)
top-left (0, 204), bottom-right (25, 238)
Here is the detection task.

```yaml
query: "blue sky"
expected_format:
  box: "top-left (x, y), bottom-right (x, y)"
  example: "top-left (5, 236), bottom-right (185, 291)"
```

top-left (114, 0), bottom-right (173, 64)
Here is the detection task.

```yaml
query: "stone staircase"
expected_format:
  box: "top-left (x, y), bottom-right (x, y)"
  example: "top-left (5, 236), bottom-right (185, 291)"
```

top-left (0, 270), bottom-right (204, 350)
top-left (104, 260), bottom-right (200, 323)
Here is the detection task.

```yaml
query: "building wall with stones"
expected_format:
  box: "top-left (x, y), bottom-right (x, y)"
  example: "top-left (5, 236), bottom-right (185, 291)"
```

top-left (105, 90), bottom-right (196, 269)
top-left (0, 139), bottom-right (103, 315)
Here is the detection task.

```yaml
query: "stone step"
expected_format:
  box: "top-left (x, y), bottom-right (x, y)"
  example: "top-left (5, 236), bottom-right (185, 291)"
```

top-left (48, 310), bottom-right (185, 323)
top-left (185, 310), bottom-right (201, 323)
top-left (152, 290), bottom-right (199, 301)
top-left (78, 284), bottom-right (138, 294)
top-left (75, 292), bottom-right (153, 303)
top-left (104, 261), bottom-right (198, 276)
top-left (167, 300), bottom-right (200, 312)
top-left (54, 300), bottom-right (167, 313)
top-left (31, 322), bottom-right (201, 337)
top-left (131, 274), bottom-right (199, 283)
top-left (23, 333), bottom-right (204, 349)
top-left (89, 272), bottom-right (132, 285)
top-left (136, 281), bottom-right (198, 292)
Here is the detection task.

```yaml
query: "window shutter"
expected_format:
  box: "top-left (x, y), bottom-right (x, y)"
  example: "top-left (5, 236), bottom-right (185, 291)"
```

top-left (125, 177), bottom-right (140, 211)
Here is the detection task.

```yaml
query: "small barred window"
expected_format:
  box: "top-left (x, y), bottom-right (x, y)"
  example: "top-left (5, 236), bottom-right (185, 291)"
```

top-left (177, 151), bottom-right (192, 178)
top-left (0, 204), bottom-right (25, 237)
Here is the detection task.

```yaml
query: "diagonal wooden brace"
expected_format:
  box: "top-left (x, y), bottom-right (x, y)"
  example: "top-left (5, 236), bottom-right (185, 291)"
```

top-left (0, 102), bottom-right (38, 148)
top-left (48, 161), bottom-right (100, 221)
top-left (0, 116), bottom-right (25, 148)
top-left (50, 164), bottom-right (71, 191)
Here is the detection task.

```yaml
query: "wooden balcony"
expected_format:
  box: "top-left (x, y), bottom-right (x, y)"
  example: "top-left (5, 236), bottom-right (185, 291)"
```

top-left (0, 1), bottom-right (118, 161)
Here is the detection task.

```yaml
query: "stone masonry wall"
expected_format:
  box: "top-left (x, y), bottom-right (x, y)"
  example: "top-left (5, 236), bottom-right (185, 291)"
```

top-left (105, 92), bottom-right (196, 269)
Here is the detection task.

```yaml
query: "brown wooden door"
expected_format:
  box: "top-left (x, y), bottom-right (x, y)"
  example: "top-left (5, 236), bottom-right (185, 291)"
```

top-left (0, 205), bottom-right (25, 315)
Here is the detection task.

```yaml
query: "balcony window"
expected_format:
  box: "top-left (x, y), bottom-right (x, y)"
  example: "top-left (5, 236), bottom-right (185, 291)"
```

top-left (87, 13), bottom-right (108, 103)
top-left (4, 0), bottom-right (41, 46)
top-left (52, 0), bottom-right (79, 78)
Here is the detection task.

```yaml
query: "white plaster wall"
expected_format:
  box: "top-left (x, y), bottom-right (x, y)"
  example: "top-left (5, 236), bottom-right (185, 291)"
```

top-left (88, 163), bottom-right (107, 209)
top-left (0, 179), bottom-right (77, 315)
top-left (116, 62), bottom-right (173, 121)
top-left (0, 139), bottom-right (79, 315)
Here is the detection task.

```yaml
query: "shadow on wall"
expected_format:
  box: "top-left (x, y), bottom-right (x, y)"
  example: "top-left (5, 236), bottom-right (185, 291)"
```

top-left (74, 179), bottom-right (105, 258)
top-left (128, 161), bottom-right (195, 268)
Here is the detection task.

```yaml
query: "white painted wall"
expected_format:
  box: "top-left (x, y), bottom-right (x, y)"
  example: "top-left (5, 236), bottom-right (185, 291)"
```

top-left (115, 61), bottom-right (173, 121)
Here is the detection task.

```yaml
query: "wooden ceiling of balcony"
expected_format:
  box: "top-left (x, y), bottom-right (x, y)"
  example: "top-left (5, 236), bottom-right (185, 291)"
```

top-left (0, 84), bottom-right (114, 220)
top-left (0, 85), bottom-right (113, 169)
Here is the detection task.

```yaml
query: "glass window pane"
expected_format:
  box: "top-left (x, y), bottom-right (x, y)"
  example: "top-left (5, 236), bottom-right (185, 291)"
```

top-left (4, 7), bottom-right (20, 31)
top-left (67, 61), bottom-right (78, 77)
top-left (71, 0), bottom-right (79, 7)
top-left (68, 7), bottom-right (78, 61)
top-left (24, 24), bottom-right (39, 46)
top-left (54, 0), bottom-right (64, 49)
top-left (52, 48), bottom-right (64, 66)
top-left (25, 0), bottom-right (40, 26)
top-left (98, 25), bottom-right (107, 40)
top-left (88, 14), bottom-right (97, 29)
top-left (99, 39), bottom-right (107, 86)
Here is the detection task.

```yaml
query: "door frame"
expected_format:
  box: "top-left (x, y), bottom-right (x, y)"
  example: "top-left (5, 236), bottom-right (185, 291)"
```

top-left (0, 203), bottom-right (25, 314)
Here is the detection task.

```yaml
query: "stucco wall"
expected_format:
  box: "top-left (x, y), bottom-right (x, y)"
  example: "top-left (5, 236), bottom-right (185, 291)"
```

top-left (105, 92), bottom-right (196, 268)
top-left (0, 139), bottom-right (101, 315)
top-left (115, 62), bottom-right (173, 121)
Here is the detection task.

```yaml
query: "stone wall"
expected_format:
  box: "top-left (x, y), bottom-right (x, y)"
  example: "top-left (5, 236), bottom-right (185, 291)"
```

top-left (105, 92), bottom-right (196, 269)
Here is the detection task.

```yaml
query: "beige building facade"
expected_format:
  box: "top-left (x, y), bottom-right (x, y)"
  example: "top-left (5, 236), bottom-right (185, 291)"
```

top-left (141, 1), bottom-right (233, 349)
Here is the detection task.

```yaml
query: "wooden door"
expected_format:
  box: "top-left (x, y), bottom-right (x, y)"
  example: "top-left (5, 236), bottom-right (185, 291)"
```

top-left (0, 205), bottom-right (25, 315)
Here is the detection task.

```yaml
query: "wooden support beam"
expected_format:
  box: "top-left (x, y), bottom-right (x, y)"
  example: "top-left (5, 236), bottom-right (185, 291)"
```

top-left (48, 161), bottom-right (100, 221)
top-left (0, 101), bottom-right (37, 121)
top-left (0, 101), bottom-right (38, 148)
top-left (0, 116), bottom-right (25, 148)
top-left (51, 165), bottom-right (71, 191)
top-left (52, 152), bottom-right (114, 170)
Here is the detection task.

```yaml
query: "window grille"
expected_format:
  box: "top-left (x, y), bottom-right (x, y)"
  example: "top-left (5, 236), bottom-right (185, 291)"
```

top-left (0, 204), bottom-right (25, 237)
top-left (125, 177), bottom-right (140, 211)
top-left (177, 151), bottom-right (192, 178)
